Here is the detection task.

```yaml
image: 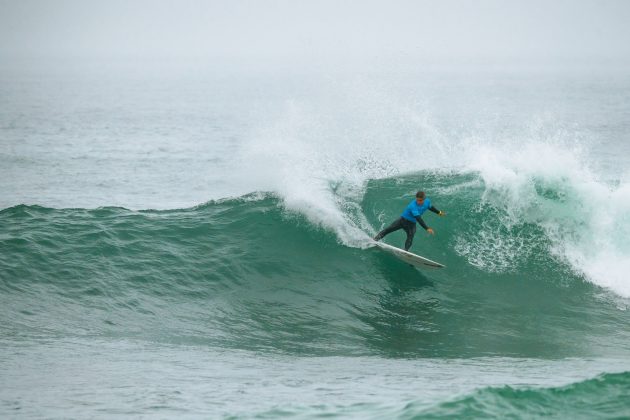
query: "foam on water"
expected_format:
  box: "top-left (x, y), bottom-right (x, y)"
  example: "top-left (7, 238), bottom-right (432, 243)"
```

top-left (466, 138), bottom-right (630, 297)
top-left (561, 183), bottom-right (630, 297)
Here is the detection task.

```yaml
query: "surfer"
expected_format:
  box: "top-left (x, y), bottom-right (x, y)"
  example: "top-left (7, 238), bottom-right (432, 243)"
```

top-left (373, 191), bottom-right (445, 251)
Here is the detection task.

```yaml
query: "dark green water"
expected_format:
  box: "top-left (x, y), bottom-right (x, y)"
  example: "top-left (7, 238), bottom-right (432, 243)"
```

top-left (2, 173), bottom-right (630, 418)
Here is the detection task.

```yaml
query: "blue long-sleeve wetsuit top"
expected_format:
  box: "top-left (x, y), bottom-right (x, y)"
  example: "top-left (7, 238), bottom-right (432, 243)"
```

top-left (401, 198), bottom-right (440, 230)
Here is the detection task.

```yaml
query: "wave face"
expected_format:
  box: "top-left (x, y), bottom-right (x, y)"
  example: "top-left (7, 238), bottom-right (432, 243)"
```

top-left (405, 371), bottom-right (630, 419)
top-left (3, 172), bottom-right (630, 359)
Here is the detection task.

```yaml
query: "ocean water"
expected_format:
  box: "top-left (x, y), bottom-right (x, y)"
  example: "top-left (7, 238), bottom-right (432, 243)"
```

top-left (2, 61), bottom-right (630, 418)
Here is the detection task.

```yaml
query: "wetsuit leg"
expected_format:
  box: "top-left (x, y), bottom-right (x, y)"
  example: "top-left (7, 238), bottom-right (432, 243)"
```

top-left (374, 218), bottom-right (404, 241)
top-left (402, 220), bottom-right (417, 251)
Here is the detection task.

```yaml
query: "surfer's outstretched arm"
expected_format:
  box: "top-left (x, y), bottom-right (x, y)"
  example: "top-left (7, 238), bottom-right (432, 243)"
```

top-left (429, 206), bottom-right (445, 216)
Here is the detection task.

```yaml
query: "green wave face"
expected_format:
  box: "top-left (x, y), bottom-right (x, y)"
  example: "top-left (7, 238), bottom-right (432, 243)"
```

top-left (2, 173), bottom-right (630, 360)
top-left (409, 371), bottom-right (630, 419)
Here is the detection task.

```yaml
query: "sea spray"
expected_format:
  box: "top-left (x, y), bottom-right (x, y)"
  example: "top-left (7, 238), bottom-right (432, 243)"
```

top-left (467, 141), bottom-right (630, 297)
top-left (235, 80), bottom-right (630, 297)
top-left (237, 82), bottom-right (451, 247)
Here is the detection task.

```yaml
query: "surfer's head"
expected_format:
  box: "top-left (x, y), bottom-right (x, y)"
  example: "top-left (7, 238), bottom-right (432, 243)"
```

top-left (415, 191), bottom-right (426, 204)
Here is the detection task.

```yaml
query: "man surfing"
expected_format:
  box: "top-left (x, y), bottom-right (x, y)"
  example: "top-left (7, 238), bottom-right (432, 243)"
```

top-left (373, 191), bottom-right (445, 251)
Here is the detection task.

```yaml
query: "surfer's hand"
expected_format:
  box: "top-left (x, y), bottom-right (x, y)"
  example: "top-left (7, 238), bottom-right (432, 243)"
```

top-left (427, 228), bottom-right (435, 235)
top-left (438, 211), bottom-right (446, 217)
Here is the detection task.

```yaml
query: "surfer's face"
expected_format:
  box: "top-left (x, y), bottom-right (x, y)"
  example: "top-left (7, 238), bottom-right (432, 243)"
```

top-left (416, 198), bottom-right (425, 205)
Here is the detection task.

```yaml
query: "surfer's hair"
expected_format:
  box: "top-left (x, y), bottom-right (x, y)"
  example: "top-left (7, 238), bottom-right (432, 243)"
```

top-left (416, 191), bottom-right (426, 199)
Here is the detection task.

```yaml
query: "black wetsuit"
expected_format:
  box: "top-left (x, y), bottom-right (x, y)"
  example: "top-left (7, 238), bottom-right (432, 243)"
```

top-left (374, 205), bottom-right (441, 251)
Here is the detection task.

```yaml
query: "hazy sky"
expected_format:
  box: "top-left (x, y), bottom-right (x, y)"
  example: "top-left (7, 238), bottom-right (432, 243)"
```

top-left (1, 0), bottom-right (630, 65)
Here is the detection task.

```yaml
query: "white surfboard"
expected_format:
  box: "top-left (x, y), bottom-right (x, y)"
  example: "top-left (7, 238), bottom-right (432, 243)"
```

top-left (371, 240), bottom-right (445, 269)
